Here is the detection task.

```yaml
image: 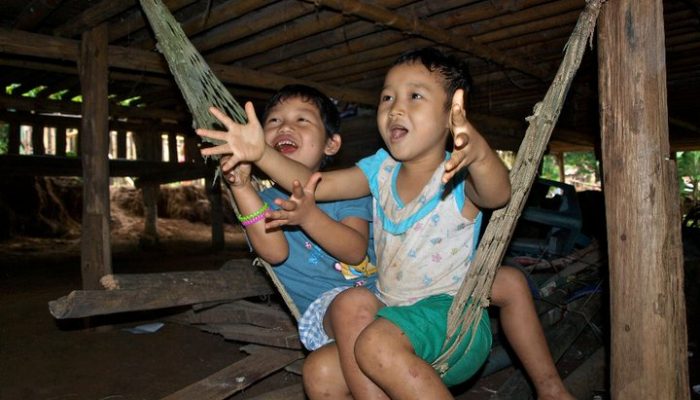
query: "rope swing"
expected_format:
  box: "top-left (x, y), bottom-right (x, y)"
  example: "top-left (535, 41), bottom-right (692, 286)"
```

top-left (139, 0), bottom-right (606, 375)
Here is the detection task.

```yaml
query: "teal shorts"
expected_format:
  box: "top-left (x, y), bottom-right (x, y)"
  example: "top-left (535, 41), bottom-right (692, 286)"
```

top-left (376, 294), bottom-right (492, 387)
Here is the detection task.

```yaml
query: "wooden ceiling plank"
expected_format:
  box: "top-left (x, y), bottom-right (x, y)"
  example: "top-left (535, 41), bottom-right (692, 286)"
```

top-left (302, 0), bottom-right (549, 79)
top-left (107, 0), bottom-right (197, 42)
top-left (132, 0), bottom-right (275, 49)
top-left (53, 0), bottom-right (135, 38)
top-left (190, 0), bottom-right (314, 53)
top-left (0, 28), bottom-right (376, 105)
top-left (13, 0), bottom-right (65, 30)
top-left (206, 9), bottom-right (347, 63)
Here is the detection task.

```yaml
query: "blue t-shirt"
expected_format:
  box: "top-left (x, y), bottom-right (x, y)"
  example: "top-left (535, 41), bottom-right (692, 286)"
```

top-left (259, 185), bottom-right (377, 314)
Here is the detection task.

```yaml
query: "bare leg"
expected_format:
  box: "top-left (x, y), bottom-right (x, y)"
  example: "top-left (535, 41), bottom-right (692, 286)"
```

top-left (324, 287), bottom-right (389, 399)
top-left (355, 318), bottom-right (453, 400)
top-left (303, 343), bottom-right (352, 400)
top-left (490, 266), bottom-right (575, 400)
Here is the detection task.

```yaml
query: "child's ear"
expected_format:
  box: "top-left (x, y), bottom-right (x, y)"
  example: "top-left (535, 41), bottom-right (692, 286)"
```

top-left (324, 133), bottom-right (342, 156)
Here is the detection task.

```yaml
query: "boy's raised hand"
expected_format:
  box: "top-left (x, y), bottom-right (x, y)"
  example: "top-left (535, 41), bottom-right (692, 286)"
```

top-left (196, 103), bottom-right (266, 171)
top-left (220, 155), bottom-right (252, 187)
top-left (443, 89), bottom-right (488, 184)
top-left (265, 172), bottom-right (323, 229)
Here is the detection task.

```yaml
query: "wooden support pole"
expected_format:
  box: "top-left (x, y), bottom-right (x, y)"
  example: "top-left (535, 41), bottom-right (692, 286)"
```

top-left (168, 132), bottom-right (178, 163)
top-left (79, 23), bottom-right (111, 290)
top-left (8, 121), bottom-right (20, 154)
top-left (116, 130), bottom-right (127, 159)
top-left (206, 175), bottom-right (224, 250)
top-left (55, 125), bottom-right (67, 157)
top-left (140, 182), bottom-right (159, 247)
top-left (556, 152), bottom-right (566, 182)
top-left (31, 123), bottom-right (44, 155)
top-left (598, 1), bottom-right (689, 399)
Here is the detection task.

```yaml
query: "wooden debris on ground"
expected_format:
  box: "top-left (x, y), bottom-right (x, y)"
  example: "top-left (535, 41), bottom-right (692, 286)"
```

top-left (48, 258), bottom-right (272, 319)
top-left (161, 345), bottom-right (303, 400)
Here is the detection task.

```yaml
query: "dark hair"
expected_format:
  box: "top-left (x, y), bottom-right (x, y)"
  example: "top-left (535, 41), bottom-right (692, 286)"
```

top-left (393, 47), bottom-right (472, 109)
top-left (262, 84), bottom-right (340, 138)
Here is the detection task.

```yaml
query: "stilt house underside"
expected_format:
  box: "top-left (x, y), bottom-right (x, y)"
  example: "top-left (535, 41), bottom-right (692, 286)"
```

top-left (1, 0), bottom-right (698, 178)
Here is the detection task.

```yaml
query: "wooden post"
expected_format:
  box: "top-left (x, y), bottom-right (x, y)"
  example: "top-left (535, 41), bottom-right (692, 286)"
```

top-left (31, 123), bottom-right (45, 155)
top-left (556, 152), bottom-right (566, 182)
top-left (55, 124), bottom-right (67, 156)
top-left (140, 182), bottom-right (160, 247)
top-left (116, 130), bottom-right (127, 159)
top-left (168, 132), bottom-right (178, 163)
top-left (598, 1), bottom-right (689, 399)
top-left (8, 121), bottom-right (20, 154)
top-left (206, 175), bottom-right (224, 250)
top-left (79, 23), bottom-right (112, 290)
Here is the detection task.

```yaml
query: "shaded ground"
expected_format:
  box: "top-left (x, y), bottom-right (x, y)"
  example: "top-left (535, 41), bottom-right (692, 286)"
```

top-left (0, 219), bottom-right (302, 400)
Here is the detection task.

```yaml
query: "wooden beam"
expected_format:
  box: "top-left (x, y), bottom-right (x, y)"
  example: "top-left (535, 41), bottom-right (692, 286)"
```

top-left (598, 1), bottom-right (689, 399)
top-left (79, 24), bottom-right (112, 290)
top-left (130, 0), bottom-right (273, 48)
top-left (304, 0), bottom-right (549, 79)
top-left (0, 28), bottom-right (377, 105)
top-left (0, 154), bottom-right (210, 179)
top-left (53, 0), bottom-right (135, 38)
top-left (107, 0), bottom-right (197, 42)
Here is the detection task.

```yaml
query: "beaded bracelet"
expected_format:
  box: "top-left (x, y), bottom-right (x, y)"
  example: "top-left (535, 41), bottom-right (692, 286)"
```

top-left (237, 202), bottom-right (269, 223)
top-left (240, 212), bottom-right (266, 227)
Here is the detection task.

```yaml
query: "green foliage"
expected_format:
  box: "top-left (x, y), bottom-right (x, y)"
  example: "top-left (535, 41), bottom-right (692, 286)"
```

top-left (5, 83), bottom-right (21, 95)
top-left (540, 155), bottom-right (560, 181)
top-left (48, 89), bottom-right (69, 100)
top-left (21, 86), bottom-right (47, 98)
top-left (71, 95), bottom-right (83, 103)
top-left (0, 123), bottom-right (8, 154)
top-left (564, 152), bottom-right (598, 177)
top-left (118, 96), bottom-right (142, 107)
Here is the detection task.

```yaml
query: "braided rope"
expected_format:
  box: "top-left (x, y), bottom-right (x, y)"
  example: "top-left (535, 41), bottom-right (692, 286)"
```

top-left (432, 0), bottom-right (606, 373)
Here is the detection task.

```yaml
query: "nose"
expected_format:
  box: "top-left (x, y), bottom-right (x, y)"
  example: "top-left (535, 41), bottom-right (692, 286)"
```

top-left (388, 103), bottom-right (404, 118)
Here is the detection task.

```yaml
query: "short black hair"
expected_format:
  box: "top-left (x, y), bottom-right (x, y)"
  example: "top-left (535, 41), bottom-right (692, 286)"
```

top-left (262, 84), bottom-right (340, 138)
top-left (393, 47), bottom-right (472, 109)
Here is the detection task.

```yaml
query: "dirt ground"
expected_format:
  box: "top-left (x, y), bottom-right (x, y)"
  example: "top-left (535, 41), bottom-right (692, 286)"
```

top-left (0, 219), bottom-right (305, 400)
top-left (1, 178), bottom-right (698, 399)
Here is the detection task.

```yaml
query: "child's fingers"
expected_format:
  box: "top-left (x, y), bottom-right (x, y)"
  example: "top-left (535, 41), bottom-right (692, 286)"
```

top-left (201, 143), bottom-right (234, 156)
top-left (453, 132), bottom-right (469, 149)
top-left (304, 172), bottom-right (323, 193)
top-left (244, 101), bottom-right (260, 127)
top-left (222, 154), bottom-right (241, 171)
top-left (274, 198), bottom-right (298, 212)
top-left (265, 219), bottom-right (288, 229)
top-left (291, 180), bottom-right (305, 199)
top-left (196, 128), bottom-right (227, 142)
top-left (208, 107), bottom-right (235, 130)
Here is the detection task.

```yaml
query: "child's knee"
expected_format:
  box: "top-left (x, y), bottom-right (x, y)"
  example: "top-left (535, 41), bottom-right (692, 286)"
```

top-left (303, 347), bottom-right (348, 396)
top-left (491, 266), bottom-right (530, 306)
top-left (355, 319), bottom-right (410, 373)
top-left (328, 287), bottom-right (381, 325)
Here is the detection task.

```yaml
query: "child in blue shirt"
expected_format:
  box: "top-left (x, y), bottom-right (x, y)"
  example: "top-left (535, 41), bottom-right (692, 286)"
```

top-left (218, 84), bottom-right (380, 354)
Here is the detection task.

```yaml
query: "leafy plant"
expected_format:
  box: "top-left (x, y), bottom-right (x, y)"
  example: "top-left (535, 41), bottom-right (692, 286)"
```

top-left (678, 151), bottom-right (700, 206)
top-left (0, 123), bottom-right (8, 154)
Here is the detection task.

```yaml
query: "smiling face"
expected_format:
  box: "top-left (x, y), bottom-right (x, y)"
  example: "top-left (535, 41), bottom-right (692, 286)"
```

top-left (263, 96), bottom-right (340, 172)
top-left (377, 62), bottom-right (451, 165)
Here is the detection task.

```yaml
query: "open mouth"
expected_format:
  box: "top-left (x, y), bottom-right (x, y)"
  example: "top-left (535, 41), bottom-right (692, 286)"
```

top-left (389, 124), bottom-right (408, 142)
top-left (273, 138), bottom-right (299, 154)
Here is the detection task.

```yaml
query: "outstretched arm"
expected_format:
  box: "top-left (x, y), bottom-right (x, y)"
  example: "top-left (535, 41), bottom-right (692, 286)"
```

top-left (266, 173), bottom-right (369, 265)
top-left (222, 157), bottom-right (288, 264)
top-left (443, 89), bottom-right (511, 209)
top-left (196, 104), bottom-right (370, 201)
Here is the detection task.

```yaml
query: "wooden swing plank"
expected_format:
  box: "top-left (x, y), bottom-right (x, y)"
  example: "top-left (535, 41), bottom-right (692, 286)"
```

top-left (161, 346), bottom-right (303, 400)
